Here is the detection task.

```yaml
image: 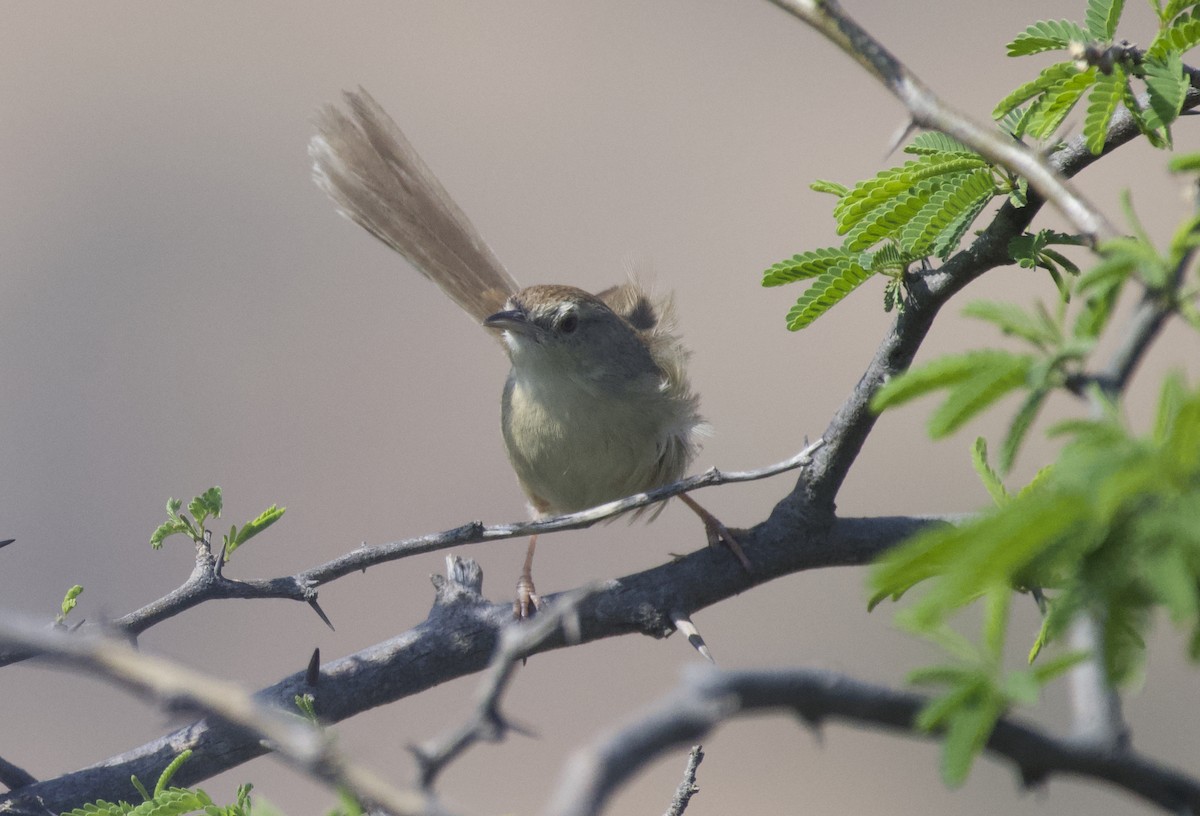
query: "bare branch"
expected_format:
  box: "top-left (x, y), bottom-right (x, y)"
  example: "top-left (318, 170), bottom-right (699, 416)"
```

top-left (662, 746), bottom-right (704, 816)
top-left (412, 577), bottom-right (599, 790)
top-left (0, 617), bottom-right (439, 816)
top-left (545, 667), bottom-right (1200, 816)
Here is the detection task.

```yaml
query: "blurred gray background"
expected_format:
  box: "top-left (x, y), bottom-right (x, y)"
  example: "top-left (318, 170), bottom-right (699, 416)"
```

top-left (2, 2), bottom-right (1196, 814)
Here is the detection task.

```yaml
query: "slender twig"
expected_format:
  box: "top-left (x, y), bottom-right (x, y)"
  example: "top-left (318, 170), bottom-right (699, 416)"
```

top-left (0, 618), bottom-right (440, 816)
top-left (764, 0), bottom-right (1115, 243)
top-left (545, 667), bottom-right (1200, 816)
top-left (662, 746), bottom-right (703, 816)
top-left (0, 442), bottom-right (824, 669)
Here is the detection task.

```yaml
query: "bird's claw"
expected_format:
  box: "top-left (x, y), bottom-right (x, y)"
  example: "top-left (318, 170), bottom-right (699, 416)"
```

top-left (514, 572), bottom-right (542, 621)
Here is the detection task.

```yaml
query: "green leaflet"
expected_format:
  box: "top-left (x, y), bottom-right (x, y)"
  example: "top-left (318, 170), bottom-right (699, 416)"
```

top-left (1143, 52), bottom-right (1189, 133)
top-left (762, 247), bottom-right (855, 286)
top-left (809, 179), bottom-right (848, 197)
top-left (834, 154), bottom-right (989, 232)
top-left (927, 356), bottom-right (1033, 438)
top-left (1085, 0), bottom-right (1125, 40)
top-left (901, 170), bottom-right (998, 258)
top-left (993, 62), bottom-right (1082, 120)
top-left (784, 259), bottom-right (873, 330)
top-left (903, 132), bottom-right (975, 155)
top-left (1023, 67), bottom-right (1097, 140)
top-left (933, 189), bottom-right (994, 261)
top-left (971, 438), bottom-right (1009, 505)
top-left (842, 193), bottom-right (927, 251)
top-left (961, 301), bottom-right (1061, 349)
top-left (1000, 387), bottom-right (1051, 474)
top-left (223, 504), bottom-right (286, 561)
top-left (1083, 67), bottom-right (1125, 154)
top-left (187, 486), bottom-right (223, 528)
top-left (1147, 16), bottom-right (1200, 58)
top-left (871, 349), bottom-right (1035, 439)
top-left (1005, 19), bottom-right (1091, 56)
top-left (1157, 0), bottom-right (1200, 24)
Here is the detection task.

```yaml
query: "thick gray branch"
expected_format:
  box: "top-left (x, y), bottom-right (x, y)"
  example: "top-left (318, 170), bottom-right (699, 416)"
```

top-left (0, 515), bottom-right (928, 814)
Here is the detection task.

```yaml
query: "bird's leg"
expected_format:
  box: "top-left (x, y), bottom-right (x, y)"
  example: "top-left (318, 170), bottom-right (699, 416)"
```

top-left (513, 535), bottom-right (542, 620)
top-left (677, 493), bottom-right (751, 572)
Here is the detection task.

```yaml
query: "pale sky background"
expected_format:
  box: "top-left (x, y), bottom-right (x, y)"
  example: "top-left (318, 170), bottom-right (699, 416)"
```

top-left (1, 2), bottom-right (1197, 815)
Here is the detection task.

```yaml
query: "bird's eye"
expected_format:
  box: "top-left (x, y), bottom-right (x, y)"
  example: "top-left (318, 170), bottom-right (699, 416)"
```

top-left (558, 312), bottom-right (579, 334)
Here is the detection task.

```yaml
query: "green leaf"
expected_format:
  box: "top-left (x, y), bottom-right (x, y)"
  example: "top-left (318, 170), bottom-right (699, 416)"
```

top-left (904, 132), bottom-right (977, 156)
top-left (154, 751), bottom-right (192, 797)
top-left (927, 356), bottom-right (1034, 439)
top-left (784, 259), bottom-right (874, 330)
top-left (150, 519), bottom-right (189, 550)
top-left (1001, 669), bottom-right (1041, 706)
top-left (908, 664), bottom-right (980, 687)
top-left (61, 585), bottom-right (84, 618)
top-left (1024, 67), bottom-right (1097, 140)
top-left (188, 487), bottom-right (223, 528)
top-left (868, 243), bottom-right (918, 272)
top-left (961, 300), bottom-right (1060, 349)
top-left (1040, 247), bottom-right (1081, 277)
top-left (810, 179), bottom-right (848, 197)
top-left (1030, 650), bottom-right (1090, 682)
top-left (1143, 52), bottom-right (1188, 131)
top-left (1001, 388), bottom-right (1050, 474)
top-left (1083, 67), bottom-right (1125, 155)
top-left (1006, 19), bottom-right (1092, 56)
top-left (982, 587), bottom-right (1011, 660)
top-left (834, 154), bottom-right (990, 233)
top-left (131, 773), bottom-right (152, 801)
top-left (226, 504), bottom-right (286, 559)
top-left (1085, 0), bottom-right (1125, 40)
top-left (1153, 371), bottom-right (1189, 444)
top-left (933, 187), bottom-right (995, 260)
top-left (883, 277), bottom-right (901, 313)
top-left (971, 438), bottom-right (1009, 505)
top-left (1148, 16), bottom-right (1200, 58)
top-left (884, 496), bottom-right (1088, 632)
top-left (128, 788), bottom-right (210, 816)
top-left (872, 350), bottom-right (1031, 416)
top-left (939, 698), bottom-right (1003, 787)
top-left (901, 170), bottom-right (997, 258)
top-left (842, 192), bottom-right (927, 251)
top-left (1168, 152), bottom-right (1200, 173)
top-left (762, 247), bottom-right (856, 287)
top-left (1157, 0), bottom-right (1200, 24)
top-left (993, 62), bottom-right (1082, 120)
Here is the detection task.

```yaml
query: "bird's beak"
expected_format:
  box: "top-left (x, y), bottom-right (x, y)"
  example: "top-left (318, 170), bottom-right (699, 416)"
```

top-left (484, 308), bottom-right (538, 336)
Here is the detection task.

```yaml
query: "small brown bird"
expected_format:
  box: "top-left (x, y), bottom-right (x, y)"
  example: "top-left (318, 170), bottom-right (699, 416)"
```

top-left (310, 88), bottom-right (746, 617)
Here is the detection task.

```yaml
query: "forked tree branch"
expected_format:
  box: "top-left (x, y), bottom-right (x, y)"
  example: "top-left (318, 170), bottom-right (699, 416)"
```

top-left (0, 618), bottom-right (435, 816)
top-left (544, 667), bottom-right (1200, 816)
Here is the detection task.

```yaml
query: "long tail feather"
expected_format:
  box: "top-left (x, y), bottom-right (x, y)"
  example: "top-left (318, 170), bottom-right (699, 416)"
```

top-left (310, 87), bottom-right (519, 323)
